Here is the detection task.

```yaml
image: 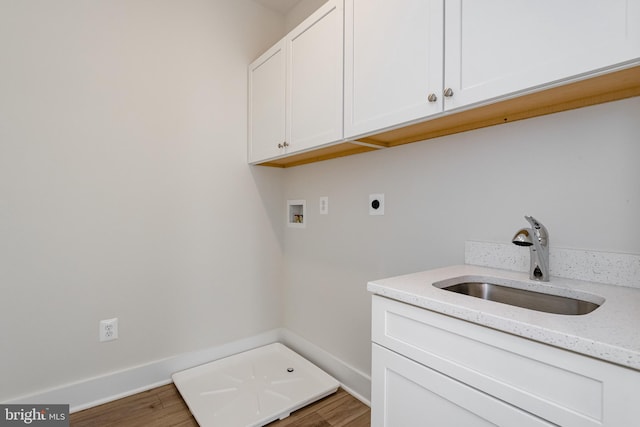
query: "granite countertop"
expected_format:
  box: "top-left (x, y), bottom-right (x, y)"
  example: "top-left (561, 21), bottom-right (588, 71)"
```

top-left (367, 264), bottom-right (640, 371)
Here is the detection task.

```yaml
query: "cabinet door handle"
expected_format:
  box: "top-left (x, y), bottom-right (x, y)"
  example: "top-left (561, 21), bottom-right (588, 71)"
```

top-left (278, 142), bottom-right (289, 149)
top-left (443, 88), bottom-right (454, 97)
top-left (427, 93), bottom-right (438, 102)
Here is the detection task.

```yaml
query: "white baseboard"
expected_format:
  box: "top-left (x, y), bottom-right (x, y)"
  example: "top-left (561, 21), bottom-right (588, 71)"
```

top-left (6, 329), bottom-right (281, 412)
top-left (4, 328), bottom-right (371, 412)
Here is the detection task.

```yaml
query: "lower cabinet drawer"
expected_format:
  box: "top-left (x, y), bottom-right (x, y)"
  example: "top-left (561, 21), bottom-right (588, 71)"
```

top-left (371, 343), bottom-right (554, 427)
top-left (371, 295), bottom-right (640, 427)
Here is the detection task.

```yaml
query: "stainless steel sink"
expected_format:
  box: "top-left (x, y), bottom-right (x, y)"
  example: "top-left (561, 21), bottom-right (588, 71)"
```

top-left (438, 281), bottom-right (600, 315)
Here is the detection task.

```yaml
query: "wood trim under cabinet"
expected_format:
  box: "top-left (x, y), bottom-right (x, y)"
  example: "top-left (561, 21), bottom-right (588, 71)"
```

top-left (360, 64), bottom-right (640, 147)
top-left (255, 141), bottom-right (381, 168)
top-left (255, 65), bottom-right (640, 168)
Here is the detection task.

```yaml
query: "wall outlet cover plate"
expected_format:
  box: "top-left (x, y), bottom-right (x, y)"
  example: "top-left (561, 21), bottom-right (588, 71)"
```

top-left (99, 318), bottom-right (118, 342)
top-left (319, 197), bottom-right (328, 215)
top-left (369, 194), bottom-right (384, 215)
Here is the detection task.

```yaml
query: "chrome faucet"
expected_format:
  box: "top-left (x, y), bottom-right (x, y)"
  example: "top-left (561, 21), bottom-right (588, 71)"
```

top-left (512, 216), bottom-right (550, 281)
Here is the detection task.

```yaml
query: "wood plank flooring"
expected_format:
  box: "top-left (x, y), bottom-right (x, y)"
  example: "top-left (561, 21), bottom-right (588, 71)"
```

top-left (70, 383), bottom-right (370, 426)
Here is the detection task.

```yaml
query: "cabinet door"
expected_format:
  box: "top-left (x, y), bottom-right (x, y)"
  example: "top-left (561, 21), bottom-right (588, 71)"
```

top-left (344, 0), bottom-right (444, 139)
top-left (248, 41), bottom-right (286, 163)
top-left (286, 0), bottom-right (343, 153)
top-left (371, 344), bottom-right (554, 427)
top-left (444, 0), bottom-right (640, 110)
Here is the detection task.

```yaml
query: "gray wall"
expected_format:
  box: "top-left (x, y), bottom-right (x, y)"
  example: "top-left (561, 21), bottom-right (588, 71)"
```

top-left (282, 97), bottom-right (640, 375)
top-left (0, 0), bottom-right (285, 401)
top-left (2, 0), bottom-right (639, 404)
top-left (285, 0), bottom-right (328, 31)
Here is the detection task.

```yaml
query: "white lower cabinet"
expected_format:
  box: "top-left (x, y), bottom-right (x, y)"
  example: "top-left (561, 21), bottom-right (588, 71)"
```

top-left (372, 344), bottom-right (553, 427)
top-left (371, 295), bottom-right (640, 427)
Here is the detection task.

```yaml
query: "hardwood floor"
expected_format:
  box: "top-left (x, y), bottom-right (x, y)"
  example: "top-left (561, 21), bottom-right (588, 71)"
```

top-left (70, 383), bottom-right (370, 426)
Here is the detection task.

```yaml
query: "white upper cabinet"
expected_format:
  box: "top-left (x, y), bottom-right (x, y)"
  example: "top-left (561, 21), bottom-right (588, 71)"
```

top-left (344, 0), bottom-right (640, 139)
top-left (250, 0), bottom-right (639, 166)
top-left (444, 0), bottom-right (640, 110)
top-left (286, 0), bottom-right (344, 153)
top-left (344, 0), bottom-right (444, 139)
top-left (248, 41), bottom-right (286, 163)
top-left (248, 0), bottom-right (344, 164)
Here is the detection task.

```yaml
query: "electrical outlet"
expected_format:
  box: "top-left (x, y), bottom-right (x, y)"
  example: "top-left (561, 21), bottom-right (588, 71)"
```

top-left (99, 318), bottom-right (118, 342)
top-left (369, 193), bottom-right (384, 215)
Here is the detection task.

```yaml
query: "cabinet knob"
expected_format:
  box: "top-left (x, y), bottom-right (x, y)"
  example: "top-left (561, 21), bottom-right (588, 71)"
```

top-left (443, 88), bottom-right (454, 97)
top-left (427, 93), bottom-right (438, 103)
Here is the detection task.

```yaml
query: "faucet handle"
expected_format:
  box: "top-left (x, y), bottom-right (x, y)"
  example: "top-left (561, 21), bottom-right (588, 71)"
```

top-left (525, 215), bottom-right (541, 229)
top-left (524, 216), bottom-right (548, 245)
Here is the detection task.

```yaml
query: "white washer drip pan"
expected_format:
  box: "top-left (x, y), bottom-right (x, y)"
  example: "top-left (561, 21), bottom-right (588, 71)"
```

top-left (172, 343), bottom-right (340, 427)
